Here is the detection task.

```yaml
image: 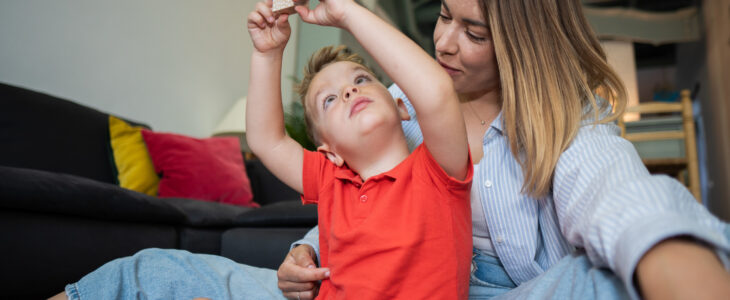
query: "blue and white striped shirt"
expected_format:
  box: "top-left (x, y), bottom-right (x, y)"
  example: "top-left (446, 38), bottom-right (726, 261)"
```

top-left (296, 84), bottom-right (729, 299)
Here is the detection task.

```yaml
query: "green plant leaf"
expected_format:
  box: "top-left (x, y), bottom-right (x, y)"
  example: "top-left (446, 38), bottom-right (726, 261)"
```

top-left (284, 101), bottom-right (316, 151)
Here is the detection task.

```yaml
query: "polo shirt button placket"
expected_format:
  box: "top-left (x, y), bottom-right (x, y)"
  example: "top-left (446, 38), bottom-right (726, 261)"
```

top-left (360, 195), bottom-right (368, 203)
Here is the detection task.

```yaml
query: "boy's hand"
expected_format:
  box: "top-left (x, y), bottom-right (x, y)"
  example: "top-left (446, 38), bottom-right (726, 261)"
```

top-left (294, 0), bottom-right (355, 28)
top-left (248, 0), bottom-right (291, 53)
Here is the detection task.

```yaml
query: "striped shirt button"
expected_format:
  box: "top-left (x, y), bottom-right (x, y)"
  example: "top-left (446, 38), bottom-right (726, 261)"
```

top-left (484, 180), bottom-right (493, 188)
top-left (495, 236), bottom-right (504, 243)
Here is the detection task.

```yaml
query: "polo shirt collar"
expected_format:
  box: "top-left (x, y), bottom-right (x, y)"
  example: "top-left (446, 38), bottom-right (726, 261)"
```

top-left (334, 166), bottom-right (364, 185)
top-left (334, 156), bottom-right (407, 186)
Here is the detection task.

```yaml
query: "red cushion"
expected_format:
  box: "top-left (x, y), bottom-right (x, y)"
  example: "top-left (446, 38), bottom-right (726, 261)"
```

top-left (141, 130), bottom-right (258, 207)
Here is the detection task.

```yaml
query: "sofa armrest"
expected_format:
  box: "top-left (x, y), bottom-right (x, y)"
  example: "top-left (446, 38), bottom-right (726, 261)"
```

top-left (0, 166), bottom-right (255, 226)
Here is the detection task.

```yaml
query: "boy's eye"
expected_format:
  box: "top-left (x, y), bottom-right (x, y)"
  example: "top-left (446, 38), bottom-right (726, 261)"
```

top-left (323, 95), bottom-right (336, 110)
top-left (355, 75), bottom-right (369, 84)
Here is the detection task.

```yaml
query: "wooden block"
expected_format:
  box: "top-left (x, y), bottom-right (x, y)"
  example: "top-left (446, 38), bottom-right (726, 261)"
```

top-left (273, 0), bottom-right (307, 15)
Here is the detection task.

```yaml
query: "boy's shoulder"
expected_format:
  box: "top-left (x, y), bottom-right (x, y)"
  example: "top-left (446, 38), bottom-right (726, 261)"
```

top-left (391, 144), bottom-right (470, 186)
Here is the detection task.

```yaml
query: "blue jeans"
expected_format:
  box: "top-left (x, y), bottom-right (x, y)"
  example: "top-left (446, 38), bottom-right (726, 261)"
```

top-left (469, 249), bottom-right (628, 300)
top-left (68, 225), bottom-right (730, 299)
top-left (468, 249), bottom-right (516, 299)
top-left (67, 249), bottom-right (627, 300)
top-left (66, 249), bottom-right (286, 300)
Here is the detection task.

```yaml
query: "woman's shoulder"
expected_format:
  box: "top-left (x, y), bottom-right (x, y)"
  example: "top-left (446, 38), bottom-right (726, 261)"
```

top-left (575, 96), bottom-right (622, 137)
top-left (390, 83), bottom-right (423, 151)
top-left (559, 118), bottom-right (636, 172)
top-left (388, 83), bottom-right (408, 102)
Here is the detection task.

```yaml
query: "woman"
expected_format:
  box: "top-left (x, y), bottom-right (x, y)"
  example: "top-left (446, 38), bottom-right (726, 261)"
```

top-left (54, 0), bottom-right (729, 299)
top-left (278, 0), bottom-right (730, 299)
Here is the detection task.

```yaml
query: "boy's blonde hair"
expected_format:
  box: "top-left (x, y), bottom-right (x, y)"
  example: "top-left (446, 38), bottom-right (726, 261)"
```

top-left (295, 45), bottom-right (374, 146)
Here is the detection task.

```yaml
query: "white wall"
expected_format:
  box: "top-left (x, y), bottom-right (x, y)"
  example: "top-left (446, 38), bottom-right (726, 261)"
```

top-left (601, 40), bottom-right (639, 121)
top-left (293, 0), bottom-right (343, 86)
top-left (0, 0), bottom-right (299, 137)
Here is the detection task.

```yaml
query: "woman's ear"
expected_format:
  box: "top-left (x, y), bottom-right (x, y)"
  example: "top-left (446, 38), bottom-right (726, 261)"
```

top-left (395, 98), bottom-right (411, 121)
top-left (317, 144), bottom-right (344, 167)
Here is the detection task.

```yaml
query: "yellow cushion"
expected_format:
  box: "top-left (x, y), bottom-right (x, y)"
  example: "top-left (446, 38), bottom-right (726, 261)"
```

top-left (109, 116), bottom-right (159, 196)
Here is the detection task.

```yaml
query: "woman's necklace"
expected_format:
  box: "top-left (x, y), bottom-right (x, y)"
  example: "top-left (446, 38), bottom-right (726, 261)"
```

top-left (467, 101), bottom-right (487, 126)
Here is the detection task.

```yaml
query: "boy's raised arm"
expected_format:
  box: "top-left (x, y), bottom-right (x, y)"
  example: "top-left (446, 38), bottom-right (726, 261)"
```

top-left (246, 2), bottom-right (304, 193)
top-left (296, 1), bottom-right (469, 180)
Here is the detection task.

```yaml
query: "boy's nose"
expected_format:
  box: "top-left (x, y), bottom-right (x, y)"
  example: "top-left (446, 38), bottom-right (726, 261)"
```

top-left (344, 87), bottom-right (359, 101)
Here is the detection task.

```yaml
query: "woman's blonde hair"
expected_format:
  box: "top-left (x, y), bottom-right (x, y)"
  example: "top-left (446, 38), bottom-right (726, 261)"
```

top-left (480, 0), bottom-right (627, 198)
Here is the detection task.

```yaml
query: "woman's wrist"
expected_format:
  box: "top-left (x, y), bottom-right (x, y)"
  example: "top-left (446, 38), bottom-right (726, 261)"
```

top-left (636, 237), bottom-right (730, 300)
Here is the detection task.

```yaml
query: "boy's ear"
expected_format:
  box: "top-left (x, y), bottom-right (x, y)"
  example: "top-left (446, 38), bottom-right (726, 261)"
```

top-left (317, 144), bottom-right (344, 167)
top-left (395, 98), bottom-right (411, 121)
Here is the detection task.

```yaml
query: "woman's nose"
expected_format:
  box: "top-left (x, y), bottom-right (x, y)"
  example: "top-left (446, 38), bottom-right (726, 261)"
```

top-left (434, 25), bottom-right (458, 55)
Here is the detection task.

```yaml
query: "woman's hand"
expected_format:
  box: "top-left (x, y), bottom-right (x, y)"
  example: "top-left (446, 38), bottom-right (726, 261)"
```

top-left (277, 244), bottom-right (330, 300)
top-left (247, 0), bottom-right (291, 54)
top-left (636, 238), bottom-right (730, 300)
top-left (294, 0), bottom-right (355, 28)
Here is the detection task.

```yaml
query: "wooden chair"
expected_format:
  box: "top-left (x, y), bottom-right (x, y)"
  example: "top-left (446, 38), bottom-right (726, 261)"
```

top-left (617, 89), bottom-right (701, 202)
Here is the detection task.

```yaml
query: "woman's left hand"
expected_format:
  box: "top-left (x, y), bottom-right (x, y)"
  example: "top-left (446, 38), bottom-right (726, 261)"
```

top-left (636, 237), bottom-right (730, 299)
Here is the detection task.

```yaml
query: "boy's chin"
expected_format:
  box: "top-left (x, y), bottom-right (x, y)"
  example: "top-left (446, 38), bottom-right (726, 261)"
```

top-left (352, 114), bottom-right (401, 137)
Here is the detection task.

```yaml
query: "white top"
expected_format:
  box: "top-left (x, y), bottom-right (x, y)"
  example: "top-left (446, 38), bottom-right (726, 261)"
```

top-left (471, 163), bottom-right (496, 256)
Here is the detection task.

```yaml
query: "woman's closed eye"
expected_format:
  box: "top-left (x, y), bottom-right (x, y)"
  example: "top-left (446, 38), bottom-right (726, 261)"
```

top-left (438, 12), bottom-right (452, 23)
top-left (466, 30), bottom-right (487, 42)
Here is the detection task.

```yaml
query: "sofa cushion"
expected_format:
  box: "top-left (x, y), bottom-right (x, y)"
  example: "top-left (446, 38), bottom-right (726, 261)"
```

top-left (109, 115), bottom-right (159, 196)
top-left (221, 227), bottom-right (312, 269)
top-left (0, 82), bottom-right (116, 184)
top-left (233, 201), bottom-right (317, 226)
top-left (245, 159), bottom-right (301, 206)
top-left (141, 130), bottom-right (257, 207)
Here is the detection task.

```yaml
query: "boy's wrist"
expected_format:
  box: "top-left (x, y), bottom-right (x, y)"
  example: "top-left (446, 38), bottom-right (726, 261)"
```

top-left (336, 1), bottom-right (369, 30)
top-left (252, 48), bottom-right (285, 60)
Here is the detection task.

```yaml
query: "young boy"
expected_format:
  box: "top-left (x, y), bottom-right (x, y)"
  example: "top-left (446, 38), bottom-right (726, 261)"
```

top-left (247, 0), bottom-right (472, 298)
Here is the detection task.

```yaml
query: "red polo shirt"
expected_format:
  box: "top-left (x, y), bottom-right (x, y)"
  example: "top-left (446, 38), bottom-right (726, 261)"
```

top-left (302, 144), bottom-right (473, 300)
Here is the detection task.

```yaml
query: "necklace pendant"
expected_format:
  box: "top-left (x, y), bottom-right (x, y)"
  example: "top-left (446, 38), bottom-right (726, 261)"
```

top-left (481, 120), bottom-right (486, 126)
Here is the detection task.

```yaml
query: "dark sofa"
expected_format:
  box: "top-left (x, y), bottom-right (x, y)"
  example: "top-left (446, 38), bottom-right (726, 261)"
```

top-left (0, 82), bottom-right (316, 298)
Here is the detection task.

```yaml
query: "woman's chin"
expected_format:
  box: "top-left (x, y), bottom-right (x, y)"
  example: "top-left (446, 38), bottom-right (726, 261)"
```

top-left (452, 79), bottom-right (472, 94)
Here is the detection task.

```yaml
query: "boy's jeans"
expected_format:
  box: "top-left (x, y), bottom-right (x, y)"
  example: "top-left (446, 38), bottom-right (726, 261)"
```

top-left (66, 249), bottom-right (286, 300)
